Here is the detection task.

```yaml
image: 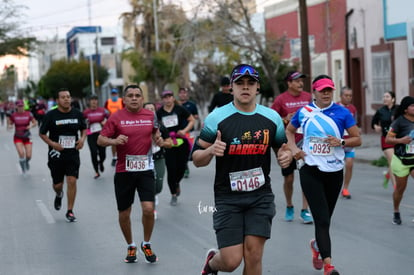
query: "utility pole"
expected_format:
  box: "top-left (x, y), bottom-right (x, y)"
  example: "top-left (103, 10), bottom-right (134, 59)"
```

top-left (87, 0), bottom-right (95, 95)
top-left (299, 0), bottom-right (311, 92)
top-left (153, 0), bottom-right (159, 52)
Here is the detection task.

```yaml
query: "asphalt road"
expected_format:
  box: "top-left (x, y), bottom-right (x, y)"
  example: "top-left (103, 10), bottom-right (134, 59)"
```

top-left (0, 126), bottom-right (413, 275)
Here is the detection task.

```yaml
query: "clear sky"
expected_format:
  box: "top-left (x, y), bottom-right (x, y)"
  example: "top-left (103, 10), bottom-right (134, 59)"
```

top-left (14, 0), bottom-right (281, 40)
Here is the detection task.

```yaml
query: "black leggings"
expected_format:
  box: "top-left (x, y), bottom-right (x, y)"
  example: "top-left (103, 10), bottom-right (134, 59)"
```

top-left (164, 141), bottom-right (189, 195)
top-left (87, 133), bottom-right (106, 174)
top-left (299, 164), bottom-right (343, 260)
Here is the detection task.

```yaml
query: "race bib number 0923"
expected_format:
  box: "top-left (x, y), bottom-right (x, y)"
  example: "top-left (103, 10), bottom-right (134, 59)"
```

top-left (309, 137), bottom-right (332, 156)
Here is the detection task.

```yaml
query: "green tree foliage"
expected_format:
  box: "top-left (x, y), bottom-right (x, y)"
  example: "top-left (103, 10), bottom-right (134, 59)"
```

top-left (39, 59), bottom-right (109, 99)
top-left (204, 0), bottom-right (288, 98)
top-left (0, 64), bottom-right (16, 100)
top-left (121, 1), bottom-right (192, 102)
top-left (123, 50), bottom-right (179, 92)
top-left (0, 0), bottom-right (36, 57)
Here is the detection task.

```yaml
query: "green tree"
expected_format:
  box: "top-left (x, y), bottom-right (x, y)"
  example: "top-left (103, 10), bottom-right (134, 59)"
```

top-left (205, 0), bottom-right (287, 98)
top-left (121, 1), bottom-right (193, 102)
top-left (0, 0), bottom-right (36, 57)
top-left (0, 64), bottom-right (16, 100)
top-left (178, 0), bottom-right (290, 107)
top-left (39, 59), bottom-right (109, 99)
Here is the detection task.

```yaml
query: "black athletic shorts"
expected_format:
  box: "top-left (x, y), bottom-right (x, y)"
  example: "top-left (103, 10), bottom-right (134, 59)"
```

top-left (281, 159), bottom-right (297, 176)
top-left (213, 192), bottom-right (276, 249)
top-left (114, 170), bottom-right (155, 211)
top-left (47, 153), bottom-right (80, 184)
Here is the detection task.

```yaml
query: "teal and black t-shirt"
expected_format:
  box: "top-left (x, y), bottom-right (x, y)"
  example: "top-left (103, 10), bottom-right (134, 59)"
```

top-left (199, 102), bottom-right (286, 195)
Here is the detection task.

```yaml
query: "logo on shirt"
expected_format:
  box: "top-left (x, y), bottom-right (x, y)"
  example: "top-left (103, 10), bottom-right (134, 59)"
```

top-left (228, 129), bottom-right (269, 155)
top-left (56, 119), bottom-right (78, 125)
top-left (286, 101), bottom-right (309, 108)
top-left (120, 119), bottom-right (152, 126)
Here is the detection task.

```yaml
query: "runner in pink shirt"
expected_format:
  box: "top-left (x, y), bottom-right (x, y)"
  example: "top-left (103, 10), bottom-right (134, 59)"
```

top-left (337, 87), bottom-right (358, 199)
top-left (83, 95), bottom-right (109, 179)
top-left (271, 71), bottom-right (313, 223)
top-left (7, 100), bottom-right (37, 173)
top-left (98, 84), bottom-right (166, 264)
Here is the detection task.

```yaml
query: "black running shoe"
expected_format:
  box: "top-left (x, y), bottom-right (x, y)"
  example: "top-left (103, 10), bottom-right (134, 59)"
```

top-left (124, 246), bottom-right (138, 263)
top-left (54, 191), bottom-right (63, 211)
top-left (99, 161), bottom-right (104, 172)
top-left (65, 211), bottom-right (77, 222)
top-left (393, 212), bottom-right (402, 225)
top-left (19, 160), bottom-right (26, 174)
top-left (140, 242), bottom-right (158, 263)
top-left (111, 158), bottom-right (117, 167)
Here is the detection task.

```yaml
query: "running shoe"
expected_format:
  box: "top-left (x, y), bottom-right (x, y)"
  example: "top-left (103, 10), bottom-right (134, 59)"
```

top-left (184, 168), bottom-right (189, 178)
top-left (124, 245), bottom-right (138, 263)
top-left (170, 196), bottom-right (177, 206)
top-left (310, 239), bottom-right (323, 270)
top-left (140, 242), bottom-right (158, 263)
top-left (392, 212), bottom-right (402, 225)
top-left (65, 211), bottom-right (77, 222)
top-left (201, 248), bottom-right (218, 275)
top-left (19, 160), bottom-right (26, 173)
top-left (54, 191), bottom-right (63, 211)
top-left (300, 209), bottom-right (313, 224)
top-left (94, 173), bottom-right (100, 179)
top-left (111, 158), bottom-right (117, 167)
top-left (155, 195), bottom-right (159, 206)
top-left (383, 171), bottom-right (390, 189)
top-left (341, 188), bottom-right (351, 199)
top-left (285, 206), bottom-right (294, 222)
top-left (324, 264), bottom-right (339, 275)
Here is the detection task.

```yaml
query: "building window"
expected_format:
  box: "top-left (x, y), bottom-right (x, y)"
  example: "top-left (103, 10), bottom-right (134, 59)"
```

top-left (372, 51), bottom-right (392, 102)
top-left (101, 37), bottom-right (116, 46)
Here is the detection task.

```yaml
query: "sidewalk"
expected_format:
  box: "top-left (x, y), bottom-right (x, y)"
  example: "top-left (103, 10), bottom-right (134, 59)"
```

top-left (355, 133), bottom-right (383, 163)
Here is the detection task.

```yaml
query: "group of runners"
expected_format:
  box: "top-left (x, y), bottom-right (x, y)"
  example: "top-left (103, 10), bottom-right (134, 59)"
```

top-left (12, 63), bottom-right (414, 275)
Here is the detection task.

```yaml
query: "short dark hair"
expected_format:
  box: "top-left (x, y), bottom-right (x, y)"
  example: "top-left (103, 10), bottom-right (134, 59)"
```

top-left (123, 84), bottom-right (142, 95)
top-left (220, 76), bottom-right (230, 86)
top-left (55, 88), bottom-right (70, 99)
top-left (89, 94), bottom-right (99, 100)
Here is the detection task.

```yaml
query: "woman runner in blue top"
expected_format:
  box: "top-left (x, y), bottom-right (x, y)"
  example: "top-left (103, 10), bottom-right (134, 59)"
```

top-left (286, 74), bottom-right (361, 275)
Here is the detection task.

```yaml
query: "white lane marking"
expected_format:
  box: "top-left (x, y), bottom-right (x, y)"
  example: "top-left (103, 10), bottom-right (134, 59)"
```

top-left (36, 200), bottom-right (56, 224)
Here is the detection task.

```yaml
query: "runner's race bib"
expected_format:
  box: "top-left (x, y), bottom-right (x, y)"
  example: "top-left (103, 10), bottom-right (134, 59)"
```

top-left (162, 114), bottom-right (178, 128)
top-left (59, 135), bottom-right (76, 148)
top-left (309, 136), bottom-right (333, 156)
top-left (89, 122), bottom-right (102, 133)
top-left (125, 155), bottom-right (152, 172)
top-left (229, 167), bottom-right (265, 192)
